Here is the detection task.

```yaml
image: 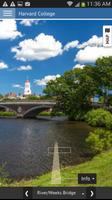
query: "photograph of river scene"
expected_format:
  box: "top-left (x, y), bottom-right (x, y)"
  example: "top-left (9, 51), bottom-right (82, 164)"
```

top-left (0, 20), bottom-right (112, 186)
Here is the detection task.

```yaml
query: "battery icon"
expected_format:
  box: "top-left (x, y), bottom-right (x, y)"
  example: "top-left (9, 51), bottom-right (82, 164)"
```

top-left (80, 2), bottom-right (86, 7)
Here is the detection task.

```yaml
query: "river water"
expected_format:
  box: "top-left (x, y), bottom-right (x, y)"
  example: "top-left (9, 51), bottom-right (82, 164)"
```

top-left (0, 118), bottom-right (92, 180)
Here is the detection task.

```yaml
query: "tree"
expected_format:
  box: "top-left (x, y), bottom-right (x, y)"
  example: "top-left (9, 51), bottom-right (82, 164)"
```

top-left (44, 66), bottom-right (97, 120)
top-left (44, 57), bottom-right (112, 120)
top-left (95, 57), bottom-right (112, 105)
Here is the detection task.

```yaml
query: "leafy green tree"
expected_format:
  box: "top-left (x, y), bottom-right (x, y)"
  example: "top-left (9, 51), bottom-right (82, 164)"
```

top-left (44, 57), bottom-right (112, 120)
top-left (95, 57), bottom-right (112, 105)
top-left (44, 67), bottom-right (97, 120)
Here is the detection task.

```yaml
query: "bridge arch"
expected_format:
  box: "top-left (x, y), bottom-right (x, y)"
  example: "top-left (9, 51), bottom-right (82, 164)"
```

top-left (0, 105), bottom-right (16, 113)
top-left (23, 105), bottom-right (52, 118)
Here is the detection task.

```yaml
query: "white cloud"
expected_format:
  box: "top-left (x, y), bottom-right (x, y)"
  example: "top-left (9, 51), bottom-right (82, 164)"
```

top-left (20, 20), bottom-right (40, 26)
top-left (75, 46), bottom-right (112, 64)
top-left (0, 62), bottom-right (8, 69)
top-left (75, 35), bottom-right (112, 64)
top-left (34, 74), bottom-right (61, 86)
top-left (0, 20), bottom-right (22, 40)
top-left (12, 84), bottom-right (23, 89)
top-left (73, 64), bottom-right (85, 69)
top-left (17, 65), bottom-right (32, 71)
top-left (11, 33), bottom-right (63, 61)
top-left (77, 35), bottom-right (103, 49)
top-left (64, 40), bottom-right (79, 51)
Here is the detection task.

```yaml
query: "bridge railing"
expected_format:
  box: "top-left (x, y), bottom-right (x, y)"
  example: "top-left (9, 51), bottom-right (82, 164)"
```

top-left (0, 101), bottom-right (56, 105)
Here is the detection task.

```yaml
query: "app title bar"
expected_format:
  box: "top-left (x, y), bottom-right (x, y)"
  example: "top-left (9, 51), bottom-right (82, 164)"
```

top-left (0, 8), bottom-right (112, 19)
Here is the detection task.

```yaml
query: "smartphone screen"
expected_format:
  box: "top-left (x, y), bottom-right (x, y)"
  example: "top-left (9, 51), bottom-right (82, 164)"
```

top-left (0, 0), bottom-right (112, 199)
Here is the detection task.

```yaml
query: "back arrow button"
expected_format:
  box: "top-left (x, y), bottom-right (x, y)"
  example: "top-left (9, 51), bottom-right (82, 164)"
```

top-left (23, 188), bottom-right (32, 199)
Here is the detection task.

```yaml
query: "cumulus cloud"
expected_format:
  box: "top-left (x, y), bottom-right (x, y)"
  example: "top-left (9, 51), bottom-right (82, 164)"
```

top-left (64, 40), bottom-right (79, 51)
top-left (0, 62), bottom-right (8, 69)
top-left (77, 35), bottom-right (103, 49)
top-left (75, 46), bottom-right (112, 64)
top-left (12, 84), bottom-right (23, 89)
top-left (63, 35), bottom-right (104, 64)
top-left (20, 20), bottom-right (40, 26)
top-left (11, 33), bottom-right (63, 61)
top-left (0, 20), bottom-right (22, 40)
top-left (73, 64), bottom-right (85, 69)
top-left (17, 65), bottom-right (32, 71)
top-left (34, 74), bottom-right (61, 86)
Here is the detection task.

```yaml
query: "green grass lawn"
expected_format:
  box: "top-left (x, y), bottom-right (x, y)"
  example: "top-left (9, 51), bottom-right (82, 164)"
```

top-left (9, 150), bottom-right (112, 187)
top-left (0, 111), bottom-right (16, 117)
top-left (38, 111), bottom-right (65, 117)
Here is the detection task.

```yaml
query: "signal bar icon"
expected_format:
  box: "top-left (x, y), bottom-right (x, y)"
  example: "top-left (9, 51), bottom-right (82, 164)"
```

top-left (74, 2), bottom-right (80, 7)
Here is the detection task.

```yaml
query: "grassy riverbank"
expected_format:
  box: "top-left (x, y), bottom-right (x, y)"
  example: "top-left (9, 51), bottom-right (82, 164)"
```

top-left (38, 111), bottom-right (65, 117)
top-left (0, 111), bottom-right (16, 117)
top-left (9, 150), bottom-right (112, 187)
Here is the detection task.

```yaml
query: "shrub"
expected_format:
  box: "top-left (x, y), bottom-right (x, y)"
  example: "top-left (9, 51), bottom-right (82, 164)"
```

top-left (86, 128), bottom-right (112, 154)
top-left (0, 164), bottom-right (10, 186)
top-left (26, 95), bottom-right (40, 101)
top-left (108, 96), bottom-right (112, 106)
top-left (38, 111), bottom-right (51, 116)
top-left (68, 110), bottom-right (87, 121)
top-left (85, 108), bottom-right (112, 129)
top-left (51, 111), bottom-right (65, 117)
top-left (105, 115), bottom-right (112, 129)
top-left (98, 96), bottom-right (104, 104)
top-left (38, 111), bottom-right (65, 117)
top-left (0, 111), bottom-right (16, 117)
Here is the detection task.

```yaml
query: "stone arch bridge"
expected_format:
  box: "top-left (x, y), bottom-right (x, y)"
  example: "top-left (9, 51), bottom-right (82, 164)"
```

top-left (0, 101), bottom-right (56, 118)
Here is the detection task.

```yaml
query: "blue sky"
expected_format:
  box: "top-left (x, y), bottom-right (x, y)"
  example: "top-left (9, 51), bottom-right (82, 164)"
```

top-left (0, 19), bottom-right (112, 95)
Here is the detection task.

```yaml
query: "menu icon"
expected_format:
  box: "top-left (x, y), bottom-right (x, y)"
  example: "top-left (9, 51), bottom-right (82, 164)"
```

top-left (2, 9), bottom-right (13, 17)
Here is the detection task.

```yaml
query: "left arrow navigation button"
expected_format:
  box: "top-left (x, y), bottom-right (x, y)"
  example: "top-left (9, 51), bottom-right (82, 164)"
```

top-left (23, 188), bottom-right (32, 199)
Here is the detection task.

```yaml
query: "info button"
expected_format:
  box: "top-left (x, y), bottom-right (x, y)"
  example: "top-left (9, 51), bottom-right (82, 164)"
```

top-left (78, 173), bottom-right (96, 184)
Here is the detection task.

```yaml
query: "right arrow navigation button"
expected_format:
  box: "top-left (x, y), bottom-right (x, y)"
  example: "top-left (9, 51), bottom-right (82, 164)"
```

top-left (91, 190), bottom-right (94, 197)
top-left (86, 187), bottom-right (96, 199)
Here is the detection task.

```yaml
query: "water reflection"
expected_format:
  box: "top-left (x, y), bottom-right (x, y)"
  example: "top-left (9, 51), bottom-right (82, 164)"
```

top-left (0, 119), bottom-right (92, 179)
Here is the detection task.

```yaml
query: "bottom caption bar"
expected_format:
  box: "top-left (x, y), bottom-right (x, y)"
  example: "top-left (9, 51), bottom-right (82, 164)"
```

top-left (0, 187), bottom-right (112, 199)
